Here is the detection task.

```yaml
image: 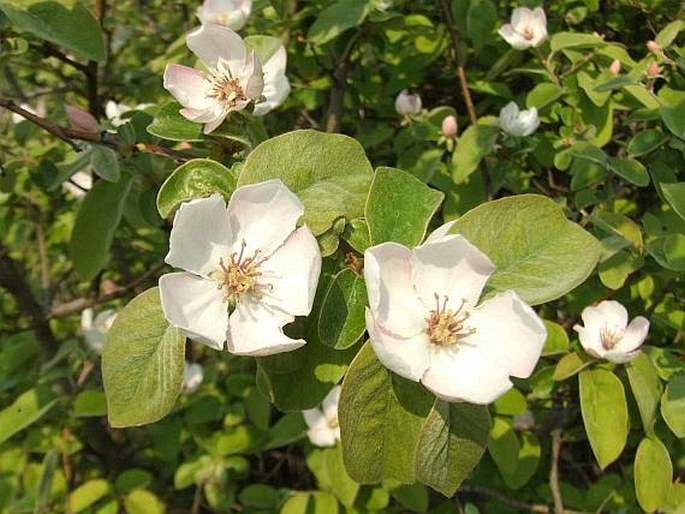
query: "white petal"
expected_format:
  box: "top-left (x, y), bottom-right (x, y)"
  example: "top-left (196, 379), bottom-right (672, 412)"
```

top-left (260, 226), bottom-right (321, 316)
top-left (424, 220), bottom-right (457, 244)
top-left (307, 427), bottom-right (338, 447)
top-left (159, 272), bottom-right (228, 350)
top-left (166, 193), bottom-right (233, 277)
top-left (366, 309), bottom-right (430, 382)
top-left (594, 300), bottom-right (629, 329)
top-left (227, 300), bottom-right (305, 356)
top-left (611, 316), bottom-right (649, 357)
top-left (163, 64), bottom-right (214, 111)
top-left (411, 235), bottom-right (494, 309)
top-left (464, 290), bottom-right (546, 378)
top-left (517, 108), bottom-right (540, 136)
top-left (183, 362), bottom-right (204, 393)
top-left (322, 385), bottom-right (341, 421)
top-left (573, 323), bottom-right (605, 359)
top-left (254, 73), bottom-right (290, 116)
top-left (81, 308), bottom-right (94, 331)
top-left (203, 110), bottom-right (230, 134)
top-left (363, 243), bottom-right (426, 337)
top-left (423, 345), bottom-right (513, 404)
top-left (303, 408), bottom-right (326, 430)
top-left (511, 7), bottom-right (533, 34)
top-left (94, 310), bottom-right (117, 333)
top-left (227, 179), bottom-right (304, 258)
top-left (186, 24), bottom-right (246, 70)
top-left (241, 50), bottom-right (264, 100)
top-left (499, 102), bottom-right (520, 131)
top-left (498, 25), bottom-right (531, 50)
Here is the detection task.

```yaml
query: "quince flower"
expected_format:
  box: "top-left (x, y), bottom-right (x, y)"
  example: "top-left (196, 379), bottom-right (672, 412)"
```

top-left (395, 89), bottom-right (422, 116)
top-left (159, 179), bottom-right (321, 356)
top-left (182, 361), bottom-right (204, 394)
top-left (499, 7), bottom-right (547, 50)
top-left (163, 25), bottom-right (264, 134)
top-left (197, 0), bottom-right (252, 31)
top-left (499, 102), bottom-right (540, 137)
top-left (105, 100), bottom-right (153, 127)
top-left (363, 223), bottom-right (546, 404)
top-left (81, 308), bottom-right (117, 354)
top-left (441, 115), bottom-right (458, 139)
top-left (573, 300), bottom-right (649, 364)
top-left (303, 385), bottom-right (341, 447)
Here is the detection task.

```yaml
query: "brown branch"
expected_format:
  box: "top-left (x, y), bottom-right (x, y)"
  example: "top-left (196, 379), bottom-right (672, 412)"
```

top-left (36, 220), bottom-right (50, 310)
top-left (326, 59), bottom-right (350, 133)
top-left (550, 430), bottom-right (565, 514)
top-left (36, 43), bottom-right (89, 74)
top-left (459, 484), bottom-right (591, 514)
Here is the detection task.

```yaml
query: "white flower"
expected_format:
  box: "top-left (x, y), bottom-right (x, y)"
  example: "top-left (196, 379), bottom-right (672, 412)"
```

top-left (105, 100), bottom-right (153, 127)
top-left (159, 179), bottom-right (321, 356)
top-left (441, 114), bottom-right (458, 139)
top-left (182, 361), bottom-right (204, 393)
top-left (11, 101), bottom-right (45, 124)
top-left (498, 7), bottom-right (548, 50)
top-left (498, 102), bottom-right (540, 137)
top-left (363, 223), bottom-right (546, 404)
top-left (62, 170), bottom-right (92, 199)
top-left (303, 385), bottom-right (341, 447)
top-left (197, 0), bottom-right (252, 31)
top-left (81, 308), bottom-right (117, 354)
top-left (163, 25), bottom-right (290, 133)
top-left (395, 89), bottom-right (422, 116)
top-left (573, 300), bottom-right (649, 364)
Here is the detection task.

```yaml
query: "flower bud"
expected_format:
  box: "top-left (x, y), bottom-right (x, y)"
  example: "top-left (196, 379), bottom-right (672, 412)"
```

top-left (647, 61), bottom-right (660, 78)
top-left (609, 59), bottom-right (621, 75)
top-left (66, 105), bottom-right (98, 134)
top-left (441, 115), bottom-right (458, 139)
top-left (646, 40), bottom-right (660, 54)
top-left (395, 89), bottom-right (422, 116)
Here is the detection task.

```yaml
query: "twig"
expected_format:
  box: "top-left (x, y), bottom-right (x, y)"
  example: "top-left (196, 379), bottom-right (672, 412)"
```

top-left (561, 52), bottom-right (597, 79)
top-left (36, 43), bottom-right (89, 74)
top-left (325, 32), bottom-right (359, 133)
top-left (459, 484), bottom-right (591, 514)
top-left (438, 0), bottom-right (477, 125)
top-left (36, 220), bottom-right (50, 310)
top-left (550, 430), bottom-right (565, 514)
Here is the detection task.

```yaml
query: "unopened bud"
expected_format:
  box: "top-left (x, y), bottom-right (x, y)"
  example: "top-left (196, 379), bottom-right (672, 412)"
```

top-left (609, 59), bottom-right (621, 75)
top-left (66, 105), bottom-right (98, 134)
top-left (395, 89), bottom-right (422, 116)
top-left (441, 115), bottom-right (458, 139)
top-left (647, 61), bottom-right (660, 78)
top-left (646, 40), bottom-right (660, 54)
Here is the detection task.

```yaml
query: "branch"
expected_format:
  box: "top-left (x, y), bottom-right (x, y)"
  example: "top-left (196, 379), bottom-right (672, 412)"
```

top-left (550, 430), bottom-right (565, 514)
top-left (325, 32), bottom-right (358, 133)
top-left (459, 484), bottom-right (591, 514)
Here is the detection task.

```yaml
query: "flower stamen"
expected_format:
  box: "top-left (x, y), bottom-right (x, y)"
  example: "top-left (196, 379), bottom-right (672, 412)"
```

top-left (425, 293), bottom-right (475, 346)
top-left (215, 240), bottom-right (271, 304)
top-left (208, 59), bottom-right (247, 108)
top-left (599, 324), bottom-right (624, 350)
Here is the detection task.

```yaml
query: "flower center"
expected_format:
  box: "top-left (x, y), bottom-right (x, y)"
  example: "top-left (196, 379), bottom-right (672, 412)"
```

top-left (327, 417), bottom-right (339, 430)
top-left (599, 324), bottom-right (624, 350)
top-left (523, 26), bottom-right (534, 40)
top-left (215, 240), bottom-right (270, 305)
top-left (208, 59), bottom-right (247, 108)
top-left (425, 294), bottom-right (475, 347)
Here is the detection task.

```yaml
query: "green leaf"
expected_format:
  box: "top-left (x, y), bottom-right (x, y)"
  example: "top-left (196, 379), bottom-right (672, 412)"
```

top-left (526, 83), bottom-right (565, 110)
top-left (156, 159), bottom-right (236, 218)
top-left (391, 483), bottom-right (429, 513)
top-left (90, 146), bottom-right (120, 182)
top-left (553, 352), bottom-right (593, 381)
top-left (307, 0), bottom-right (372, 45)
top-left (655, 20), bottom-right (685, 48)
top-left (0, 0), bottom-right (105, 61)
top-left (661, 374), bottom-right (685, 438)
top-left (238, 130), bottom-right (373, 236)
top-left (102, 288), bottom-right (186, 427)
top-left (281, 492), bottom-right (339, 514)
top-left (451, 124), bottom-right (499, 183)
top-left (579, 368), bottom-right (629, 469)
top-left (307, 446), bottom-right (359, 506)
top-left (606, 157), bottom-right (650, 187)
top-left (341, 219), bottom-right (370, 253)
top-left (70, 175), bottom-right (133, 281)
top-left (660, 92), bottom-right (685, 139)
top-left (0, 386), bottom-right (57, 446)
top-left (245, 35), bottom-right (282, 64)
top-left (550, 32), bottom-right (605, 54)
top-left (634, 437), bottom-right (672, 513)
top-left (339, 342), bottom-right (434, 483)
top-left (124, 489), bottom-right (164, 514)
top-left (627, 129), bottom-right (668, 157)
top-left (269, 0), bottom-right (289, 19)
top-left (661, 182), bottom-right (685, 222)
top-left (73, 390), bottom-right (107, 418)
top-left (541, 321), bottom-right (570, 356)
top-left (69, 479), bottom-right (111, 514)
top-left (449, 195), bottom-right (601, 305)
top-left (465, 0), bottom-right (497, 54)
top-left (501, 432), bottom-right (541, 490)
top-left (147, 101), bottom-right (204, 142)
top-left (414, 399), bottom-right (490, 496)
top-left (366, 167), bottom-right (443, 247)
top-left (487, 416), bottom-right (519, 476)
top-left (317, 269), bottom-right (367, 349)
top-left (626, 353), bottom-right (662, 434)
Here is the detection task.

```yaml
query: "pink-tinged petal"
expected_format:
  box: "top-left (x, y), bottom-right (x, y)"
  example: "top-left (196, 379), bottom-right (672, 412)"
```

top-left (573, 323), bottom-right (606, 359)
top-left (411, 235), bottom-right (494, 309)
top-left (187, 24), bottom-right (246, 70)
top-left (363, 243), bottom-right (426, 337)
top-left (424, 220), bottom-right (457, 244)
top-left (423, 345), bottom-right (513, 404)
top-left (254, 73), bottom-right (290, 115)
top-left (322, 385), bottom-right (341, 421)
top-left (241, 50), bottom-right (264, 101)
top-left (227, 300), bottom-right (305, 356)
top-left (227, 179), bottom-right (304, 258)
top-left (464, 290), bottom-right (546, 378)
top-left (163, 64), bottom-right (214, 111)
top-left (159, 272), bottom-right (228, 350)
top-left (612, 316), bottom-right (649, 356)
top-left (203, 110), bottom-right (230, 134)
top-left (366, 309), bottom-right (430, 382)
top-left (498, 25), bottom-right (530, 50)
top-left (260, 226), bottom-right (321, 316)
top-left (180, 106), bottom-right (223, 123)
top-left (166, 193), bottom-right (233, 277)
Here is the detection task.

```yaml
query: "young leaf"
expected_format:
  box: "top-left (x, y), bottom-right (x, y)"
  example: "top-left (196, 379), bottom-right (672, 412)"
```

top-left (317, 268), bottom-right (367, 350)
top-left (661, 182), bottom-right (685, 222)
top-left (414, 399), bottom-right (490, 496)
top-left (147, 101), bottom-right (204, 142)
top-left (451, 124), bottom-right (499, 183)
top-left (307, 0), bottom-right (372, 45)
top-left (0, 386), bottom-right (58, 446)
top-left (90, 146), bottom-right (121, 182)
top-left (661, 374), bottom-right (685, 438)
top-left (102, 288), bottom-right (186, 427)
top-left (553, 352), bottom-right (593, 381)
top-left (626, 352), bottom-right (662, 434)
top-left (365, 166), bottom-right (443, 247)
top-left (579, 368), bottom-right (629, 469)
top-left (634, 437), bottom-right (672, 513)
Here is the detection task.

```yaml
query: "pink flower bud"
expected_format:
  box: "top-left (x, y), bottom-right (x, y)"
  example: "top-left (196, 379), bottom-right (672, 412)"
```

top-left (609, 59), bottom-right (621, 75)
top-left (647, 61), bottom-right (660, 78)
top-left (646, 40), bottom-right (660, 54)
top-left (65, 105), bottom-right (98, 134)
top-left (441, 115), bottom-right (458, 139)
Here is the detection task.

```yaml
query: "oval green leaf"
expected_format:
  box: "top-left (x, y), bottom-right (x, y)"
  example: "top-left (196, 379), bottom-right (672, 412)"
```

top-left (0, 386), bottom-right (57, 446)
top-left (635, 437), bottom-right (672, 513)
top-left (661, 374), bottom-right (685, 438)
top-left (317, 268), bottom-right (367, 350)
top-left (626, 352), bottom-right (662, 434)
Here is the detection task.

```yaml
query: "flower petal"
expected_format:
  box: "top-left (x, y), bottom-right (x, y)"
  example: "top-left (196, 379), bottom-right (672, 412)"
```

top-left (573, 323), bottom-right (606, 359)
top-left (163, 64), bottom-right (214, 111)
top-left (241, 50), bottom-right (264, 100)
top-left (594, 300), bottom-right (629, 329)
top-left (498, 25), bottom-right (530, 50)
top-left (186, 24), bottom-right (246, 70)
top-left (464, 290), bottom-right (546, 378)
top-left (227, 300), bottom-right (305, 356)
top-left (364, 243), bottom-right (426, 337)
top-left (307, 426), bottom-right (338, 447)
top-left (422, 345), bottom-right (513, 404)
top-left (611, 316), bottom-right (649, 357)
top-left (260, 225), bottom-right (321, 316)
top-left (411, 235), bottom-right (494, 309)
top-left (366, 309), bottom-right (430, 382)
top-left (166, 193), bottom-right (233, 277)
top-left (424, 220), bottom-right (457, 244)
top-left (159, 272), bottom-right (228, 350)
top-left (322, 385), bottom-right (341, 421)
top-left (303, 408), bottom-right (326, 430)
top-left (511, 7), bottom-right (533, 34)
top-left (254, 73), bottom-right (290, 116)
top-left (227, 179), bottom-right (304, 258)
